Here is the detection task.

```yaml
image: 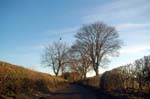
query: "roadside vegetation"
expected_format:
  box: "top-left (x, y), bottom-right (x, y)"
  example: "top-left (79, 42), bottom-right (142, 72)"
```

top-left (0, 61), bottom-right (67, 99)
top-left (100, 55), bottom-right (150, 99)
top-left (77, 55), bottom-right (150, 99)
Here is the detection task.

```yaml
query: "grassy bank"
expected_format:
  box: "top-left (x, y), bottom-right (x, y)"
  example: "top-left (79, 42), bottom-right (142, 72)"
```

top-left (0, 61), bottom-right (67, 99)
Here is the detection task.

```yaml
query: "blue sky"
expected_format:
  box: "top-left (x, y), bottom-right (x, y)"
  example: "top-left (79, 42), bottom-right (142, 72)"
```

top-left (0, 0), bottom-right (150, 76)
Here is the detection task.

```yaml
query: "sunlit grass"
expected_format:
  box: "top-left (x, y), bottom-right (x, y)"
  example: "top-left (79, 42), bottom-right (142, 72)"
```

top-left (0, 61), bottom-right (67, 99)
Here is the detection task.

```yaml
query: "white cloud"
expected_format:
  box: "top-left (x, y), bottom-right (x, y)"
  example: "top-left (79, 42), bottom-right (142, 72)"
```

top-left (115, 22), bottom-right (150, 45)
top-left (120, 45), bottom-right (150, 54)
top-left (104, 45), bottom-right (150, 71)
top-left (82, 0), bottom-right (150, 23)
top-left (116, 23), bottom-right (150, 31)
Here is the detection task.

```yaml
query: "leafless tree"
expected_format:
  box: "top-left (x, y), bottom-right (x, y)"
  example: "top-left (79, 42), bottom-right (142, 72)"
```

top-left (135, 55), bottom-right (150, 92)
top-left (143, 56), bottom-right (150, 82)
top-left (69, 43), bottom-right (92, 80)
top-left (143, 56), bottom-right (150, 93)
top-left (42, 41), bottom-right (68, 76)
top-left (75, 22), bottom-right (121, 76)
top-left (100, 55), bottom-right (150, 94)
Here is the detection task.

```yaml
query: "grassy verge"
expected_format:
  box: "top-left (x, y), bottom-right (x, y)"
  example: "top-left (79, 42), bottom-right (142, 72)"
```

top-left (0, 61), bottom-right (68, 99)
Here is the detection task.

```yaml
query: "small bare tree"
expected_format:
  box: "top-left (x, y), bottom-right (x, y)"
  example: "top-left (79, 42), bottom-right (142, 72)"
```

top-left (42, 41), bottom-right (68, 76)
top-left (69, 43), bottom-right (91, 80)
top-left (75, 22), bottom-right (121, 76)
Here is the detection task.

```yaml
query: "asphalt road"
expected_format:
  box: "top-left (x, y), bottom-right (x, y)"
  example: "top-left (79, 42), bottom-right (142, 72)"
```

top-left (37, 84), bottom-right (98, 99)
top-left (35, 84), bottom-right (144, 99)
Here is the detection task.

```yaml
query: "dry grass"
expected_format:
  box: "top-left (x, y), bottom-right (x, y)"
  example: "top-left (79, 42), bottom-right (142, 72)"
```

top-left (0, 61), bottom-right (67, 99)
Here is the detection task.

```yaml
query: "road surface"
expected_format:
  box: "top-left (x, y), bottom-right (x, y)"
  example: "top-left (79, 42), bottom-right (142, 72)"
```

top-left (36, 84), bottom-right (98, 99)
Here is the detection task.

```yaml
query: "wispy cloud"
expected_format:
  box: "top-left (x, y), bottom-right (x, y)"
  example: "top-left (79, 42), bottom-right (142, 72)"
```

top-left (116, 23), bottom-right (150, 31)
top-left (82, 0), bottom-right (150, 23)
top-left (120, 45), bottom-right (150, 54)
top-left (115, 22), bottom-right (150, 44)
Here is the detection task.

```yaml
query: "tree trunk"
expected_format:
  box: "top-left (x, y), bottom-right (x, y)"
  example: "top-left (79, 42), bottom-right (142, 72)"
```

top-left (55, 72), bottom-right (58, 76)
top-left (83, 73), bottom-right (86, 80)
top-left (94, 63), bottom-right (99, 77)
top-left (94, 66), bottom-right (99, 76)
top-left (96, 70), bottom-right (99, 76)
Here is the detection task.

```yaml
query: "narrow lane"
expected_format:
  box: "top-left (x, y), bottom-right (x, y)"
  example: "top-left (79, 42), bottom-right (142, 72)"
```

top-left (37, 84), bottom-right (98, 99)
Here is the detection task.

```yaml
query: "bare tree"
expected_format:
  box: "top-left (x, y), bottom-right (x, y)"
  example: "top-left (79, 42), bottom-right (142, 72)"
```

top-left (135, 55), bottom-right (150, 92)
top-left (69, 43), bottom-right (91, 80)
top-left (143, 56), bottom-right (150, 93)
top-left (42, 41), bottom-right (68, 76)
top-left (75, 22), bottom-right (121, 76)
top-left (100, 55), bottom-right (150, 94)
top-left (143, 56), bottom-right (150, 82)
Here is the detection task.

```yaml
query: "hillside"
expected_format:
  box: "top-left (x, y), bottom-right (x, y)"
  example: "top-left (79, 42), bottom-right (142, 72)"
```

top-left (0, 61), bottom-right (67, 99)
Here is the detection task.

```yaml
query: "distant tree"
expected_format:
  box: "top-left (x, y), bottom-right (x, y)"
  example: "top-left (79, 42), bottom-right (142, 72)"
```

top-left (75, 22), bottom-right (121, 76)
top-left (42, 41), bottom-right (68, 76)
top-left (63, 72), bottom-right (80, 82)
top-left (143, 56), bottom-right (150, 82)
top-left (69, 43), bottom-right (91, 80)
top-left (143, 56), bottom-right (150, 93)
top-left (135, 55), bottom-right (150, 92)
top-left (135, 58), bottom-right (145, 91)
